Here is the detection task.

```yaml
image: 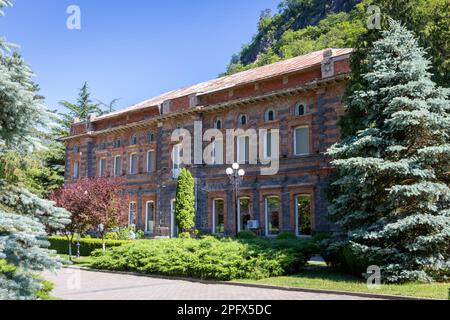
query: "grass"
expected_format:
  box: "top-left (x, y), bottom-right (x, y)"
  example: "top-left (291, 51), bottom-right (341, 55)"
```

top-left (234, 262), bottom-right (449, 300)
top-left (56, 254), bottom-right (94, 267)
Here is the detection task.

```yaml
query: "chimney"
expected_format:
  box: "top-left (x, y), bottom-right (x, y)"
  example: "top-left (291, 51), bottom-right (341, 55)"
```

top-left (321, 49), bottom-right (334, 78)
top-left (189, 93), bottom-right (199, 108)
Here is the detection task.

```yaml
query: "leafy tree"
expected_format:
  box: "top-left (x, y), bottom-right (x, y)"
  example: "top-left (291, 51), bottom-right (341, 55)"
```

top-left (175, 168), bottom-right (195, 236)
top-left (0, 2), bottom-right (70, 299)
top-left (52, 178), bottom-right (128, 251)
top-left (326, 21), bottom-right (450, 283)
top-left (49, 179), bottom-right (96, 258)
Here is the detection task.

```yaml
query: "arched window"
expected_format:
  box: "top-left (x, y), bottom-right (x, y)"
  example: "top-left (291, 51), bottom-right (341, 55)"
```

top-left (295, 102), bottom-right (306, 116)
top-left (238, 114), bottom-right (248, 126)
top-left (114, 138), bottom-right (121, 148)
top-left (214, 118), bottom-right (222, 130)
top-left (265, 109), bottom-right (275, 121)
top-left (73, 145), bottom-right (80, 153)
top-left (147, 132), bottom-right (155, 142)
top-left (130, 135), bottom-right (138, 145)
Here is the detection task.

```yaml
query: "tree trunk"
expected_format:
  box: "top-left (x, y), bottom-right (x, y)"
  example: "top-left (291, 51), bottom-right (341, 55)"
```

top-left (102, 235), bottom-right (106, 251)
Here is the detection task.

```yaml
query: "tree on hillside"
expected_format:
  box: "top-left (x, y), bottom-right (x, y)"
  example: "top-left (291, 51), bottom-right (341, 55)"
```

top-left (340, 0), bottom-right (450, 137)
top-left (0, 1), bottom-right (71, 299)
top-left (54, 82), bottom-right (102, 137)
top-left (326, 20), bottom-right (450, 283)
top-left (175, 168), bottom-right (195, 237)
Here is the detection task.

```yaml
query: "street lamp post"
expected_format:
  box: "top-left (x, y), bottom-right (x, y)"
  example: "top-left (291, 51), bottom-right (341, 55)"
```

top-left (226, 163), bottom-right (245, 236)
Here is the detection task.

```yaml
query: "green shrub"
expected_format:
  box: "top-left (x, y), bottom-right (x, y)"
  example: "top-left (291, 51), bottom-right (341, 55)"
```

top-left (236, 230), bottom-right (257, 239)
top-left (48, 236), bottom-right (129, 256)
top-left (91, 236), bottom-right (314, 280)
top-left (33, 279), bottom-right (54, 300)
top-left (178, 232), bottom-right (191, 239)
top-left (311, 232), bottom-right (332, 243)
top-left (276, 232), bottom-right (297, 240)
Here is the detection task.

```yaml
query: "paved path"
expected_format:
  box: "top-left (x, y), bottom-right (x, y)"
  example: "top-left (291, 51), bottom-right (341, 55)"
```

top-left (41, 268), bottom-right (378, 300)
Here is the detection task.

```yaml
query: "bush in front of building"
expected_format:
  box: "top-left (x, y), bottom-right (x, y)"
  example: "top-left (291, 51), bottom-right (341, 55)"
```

top-left (175, 168), bottom-right (195, 236)
top-left (90, 236), bottom-right (315, 280)
top-left (48, 236), bottom-right (129, 256)
top-left (236, 230), bottom-right (257, 239)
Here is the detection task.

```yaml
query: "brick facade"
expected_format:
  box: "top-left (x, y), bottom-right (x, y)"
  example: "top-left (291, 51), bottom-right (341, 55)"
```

top-left (64, 49), bottom-right (352, 237)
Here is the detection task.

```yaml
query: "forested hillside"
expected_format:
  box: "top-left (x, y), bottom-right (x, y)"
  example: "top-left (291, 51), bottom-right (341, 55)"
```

top-left (224, 0), bottom-right (449, 87)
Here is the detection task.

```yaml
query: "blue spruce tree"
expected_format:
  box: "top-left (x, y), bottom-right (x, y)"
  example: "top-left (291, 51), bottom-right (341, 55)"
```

top-left (326, 20), bottom-right (450, 283)
top-left (0, 1), bottom-right (70, 299)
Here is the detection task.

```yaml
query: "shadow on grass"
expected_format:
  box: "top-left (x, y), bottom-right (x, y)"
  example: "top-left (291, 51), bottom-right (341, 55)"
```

top-left (294, 263), bottom-right (365, 283)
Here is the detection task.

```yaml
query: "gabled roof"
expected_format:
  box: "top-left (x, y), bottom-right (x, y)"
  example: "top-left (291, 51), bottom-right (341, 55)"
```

top-left (93, 48), bottom-right (352, 122)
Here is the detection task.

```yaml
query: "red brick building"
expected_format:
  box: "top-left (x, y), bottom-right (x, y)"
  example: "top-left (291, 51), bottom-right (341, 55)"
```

top-left (64, 48), bottom-right (352, 237)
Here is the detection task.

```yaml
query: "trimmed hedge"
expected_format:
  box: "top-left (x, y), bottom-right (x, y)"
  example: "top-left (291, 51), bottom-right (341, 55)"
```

top-left (91, 236), bottom-right (316, 280)
top-left (48, 236), bottom-right (129, 256)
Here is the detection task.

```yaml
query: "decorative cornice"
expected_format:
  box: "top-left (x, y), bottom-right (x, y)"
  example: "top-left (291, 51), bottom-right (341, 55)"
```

top-left (63, 73), bottom-right (349, 142)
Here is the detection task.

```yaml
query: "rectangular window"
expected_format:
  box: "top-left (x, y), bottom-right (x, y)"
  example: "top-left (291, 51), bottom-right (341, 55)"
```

top-left (264, 132), bottom-right (272, 159)
top-left (147, 150), bottom-right (155, 173)
top-left (98, 158), bottom-right (106, 177)
top-left (128, 202), bottom-right (137, 226)
top-left (113, 156), bottom-right (121, 177)
top-left (213, 199), bottom-right (225, 234)
top-left (294, 127), bottom-right (309, 155)
top-left (265, 196), bottom-right (280, 236)
top-left (145, 201), bottom-right (155, 234)
top-left (129, 153), bottom-right (139, 174)
top-left (73, 161), bottom-right (79, 179)
top-left (170, 199), bottom-right (178, 238)
top-left (295, 195), bottom-right (312, 236)
top-left (238, 197), bottom-right (251, 232)
top-left (237, 136), bottom-right (250, 163)
top-left (212, 139), bottom-right (223, 164)
top-left (172, 144), bottom-right (182, 178)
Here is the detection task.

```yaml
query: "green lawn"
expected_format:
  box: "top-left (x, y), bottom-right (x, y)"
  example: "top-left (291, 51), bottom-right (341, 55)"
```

top-left (234, 262), bottom-right (449, 300)
top-left (56, 254), bottom-right (94, 267)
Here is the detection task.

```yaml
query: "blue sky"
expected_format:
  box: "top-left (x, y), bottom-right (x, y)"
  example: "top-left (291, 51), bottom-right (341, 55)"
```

top-left (0, 0), bottom-right (279, 113)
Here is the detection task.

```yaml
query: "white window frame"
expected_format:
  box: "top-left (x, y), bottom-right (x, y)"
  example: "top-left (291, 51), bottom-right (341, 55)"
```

top-left (128, 202), bottom-right (137, 226)
top-left (295, 194), bottom-right (312, 237)
top-left (265, 108), bottom-right (275, 121)
top-left (214, 118), bottom-right (222, 130)
top-left (211, 139), bottom-right (223, 165)
top-left (237, 135), bottom-right (249, 163)
top-left (295, 102), bottom-right (306, 116)
top-left (264, 196), bottom-right (280, 237)
top-left (263, 131), bottom-right (273, 159)
top-left (73, 161), bottom-right (79, 179)
top-left (238, 114), bottom-right (248, 126)
top-left (293, 126), bottom-right (310, 156)
top-left (237, 197), bottom-right (250, 232)
top-left (212, 198), bottom-right (225, 234)
top-left (170, 199), bottom-right (178, 238)
top-left (98, 158), bottom-right (106, 177)
top-left (147, 149), bottom-right (155, 173)
top-left (129, 152), bottom-right (138, 175)
top-left (172, 144), bottom-right (182, 178)
top-left (113, 155), bottom-right (121, 177)
top-left (145, 201), bottom-right (155, 234)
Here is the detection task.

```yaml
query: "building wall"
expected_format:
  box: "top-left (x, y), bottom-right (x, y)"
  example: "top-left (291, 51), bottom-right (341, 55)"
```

top-left (65, 54), bottom-right (349, 237)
